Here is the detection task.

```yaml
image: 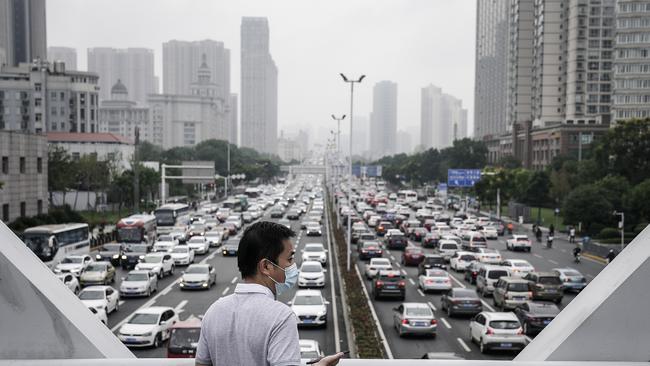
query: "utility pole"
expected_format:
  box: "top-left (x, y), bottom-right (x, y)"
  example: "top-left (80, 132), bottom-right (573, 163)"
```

top-left (614, 211), bottom-right (625, 250)
top-left (133, 127), bottom-right (140, 212)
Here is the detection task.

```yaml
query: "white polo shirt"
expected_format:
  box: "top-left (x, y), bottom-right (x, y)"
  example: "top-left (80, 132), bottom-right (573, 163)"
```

top-left (196, 283), bottom-right (301, 366)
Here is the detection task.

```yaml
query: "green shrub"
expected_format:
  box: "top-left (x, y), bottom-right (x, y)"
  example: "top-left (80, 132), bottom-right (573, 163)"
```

top-left (597, 227), bottom-right (620, 239)
top-left (634, 222), bottom-right (649, 234)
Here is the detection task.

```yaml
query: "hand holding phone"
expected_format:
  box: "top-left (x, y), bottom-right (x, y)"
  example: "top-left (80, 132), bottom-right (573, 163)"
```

top-left (306, 350), bottom-right (349, 365)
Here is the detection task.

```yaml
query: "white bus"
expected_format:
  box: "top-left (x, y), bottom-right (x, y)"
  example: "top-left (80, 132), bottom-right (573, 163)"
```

top-left (23, 223), bottom-right (90, 268)
top-left (154, 203), bottom-right (190, 235)
top-left (397, 190), bottom-right (418, 203)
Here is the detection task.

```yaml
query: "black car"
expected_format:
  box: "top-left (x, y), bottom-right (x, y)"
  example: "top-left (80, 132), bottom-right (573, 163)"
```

top-left (270, 207), bottom-right (284, 218)
top-left (222, 240), bottom-right (239, 256)
top-left (385, 233), bottom-right (408, 250)
top-left (121, 243), bottom-right (149, 270)
top-left (372, 270), bottom-right (405, 300)
top-left (514, 301), bottom-right (560, 335)
top-left (422, 233), bottom-right (440, 248)
top-left (95, 243), bottom-right (124, 266)
top-left (440, 288), bottom-right (483, 317)
top-left (358, 241), bottom-right (383, 260)
top-left (418, 255), bottom-right (447, 275)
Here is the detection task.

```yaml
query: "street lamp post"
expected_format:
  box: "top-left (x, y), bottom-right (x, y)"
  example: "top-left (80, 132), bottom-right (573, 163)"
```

top-left (331, 115), bottom-right (346, 155)
top-left (614, 211), bottom-right (625, 250)
top-left (340, 73), bottom-right (365, 272)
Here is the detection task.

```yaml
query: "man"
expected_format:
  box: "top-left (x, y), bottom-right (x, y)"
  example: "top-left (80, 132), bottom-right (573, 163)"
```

top-left (606, 249), bottom-right (617, 264)
top-left (196, 221), bottom-right (343, 366)
top-left (569, 226), bottom-right (576, 244)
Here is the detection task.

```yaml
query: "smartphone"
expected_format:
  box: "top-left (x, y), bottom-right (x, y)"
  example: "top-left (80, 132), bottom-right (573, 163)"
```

top-left (306, 350), bottom-right (350, 365)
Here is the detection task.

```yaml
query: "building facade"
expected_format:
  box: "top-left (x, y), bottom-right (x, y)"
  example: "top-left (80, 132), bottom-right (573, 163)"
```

top-left (420, 84), bottom-right (467, 150)
top-left (47, 132), bottom-right (134, 172)
top-left (0, 0), bottom-right (46, 67)
top-left (0, 130), bottom-right (47, 222)
top-left (87, 47), bottom-right (157, 104)
top-left (507, 0), bottom-right (535, 127)
top-left (98, 80), bottom-right (157, 145)
top-left (240, 17), bottom-right (278, 155)
top-left (369, 81), bottom-right (398, 159)
top-left (47, 46), bottom-right (77, 70)
top-left (228, 93), bottom-right (238, 145)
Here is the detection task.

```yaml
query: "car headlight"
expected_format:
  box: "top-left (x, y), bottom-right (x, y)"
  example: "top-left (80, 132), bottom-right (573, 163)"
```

top-left (121, 255), bottom-right (127, 260)
top-left (95, 305), bottom-right (104, 310)
top-left (112, 254), bottom-right (119, 259)
top-left (71, 268), bottom-right (81, 273)
top-left (53, 268), bottom-right (62, 273)
top-left (141, 332), bottom-right (152, 337)
top-left (96, 255), bottom-right (101, 260)
top-left (139, 255), bottom-right (145, 259)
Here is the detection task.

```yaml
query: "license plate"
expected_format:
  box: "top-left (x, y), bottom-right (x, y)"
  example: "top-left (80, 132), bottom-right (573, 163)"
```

top-left (547, 289), bottom-right (556, 293)
top-left (385, 285), bottom-right (396, 289)
top-left (462, 304), bottom-right (474, 307)
top-left (415, 322), bottom-right (427, 326)
top-left (501, 343), bottom-right (512, 348)
top-left (125, 337), bottom-right (137, 343)
top-left (514, 297), bottom-right (525, 301)
top-left (436, 280), bottom-right (444, 283)
top-left (303, 319), bottom-right (313, 324)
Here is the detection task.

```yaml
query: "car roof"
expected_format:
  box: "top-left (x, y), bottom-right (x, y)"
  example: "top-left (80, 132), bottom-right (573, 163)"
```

top-left (505, 259), bottom-right (531, 264)
top-left (136, 306), bottom-right (174, 315)
top-left (171, 316), bottom-right (202, 329)
top-left (403, 302), bottom-right (432, 309)
top-left (80, 285), bottom-right (111, 291)
top-left (299, 339), bottom-right (320, 349)
top-left (531, 271), bottom-right (560, 276)
top-left (513, 234), bottom-right (528, 238)
top-left (301, 260), bottom-right (323, 267)
top-left (483, 311), bottom-right (519, 321)
top-left (127, 270), bottom-right (151, 275)
top-left (552, 267), bottom-right (582, 274)
top-left (304, 243), bottom-right (324, 248)
top-left (187, 264), bottom-right (210, 268)
top-left (295, 289), bottom-right (323, 296)
top-left (378, 269), bottom-right (402, 276)
top-left (500, 277), bottom-right (528, 283)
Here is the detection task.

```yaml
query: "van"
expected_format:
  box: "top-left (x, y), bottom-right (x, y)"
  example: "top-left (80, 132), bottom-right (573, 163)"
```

top-left (492, 277), bottom-right (532, 310)
top-left (437, 240), bottom-right (460, 261)
top-left (462, 232), bottom-right (488, 251)
top-left (476, 265), bottom-right (510, 297)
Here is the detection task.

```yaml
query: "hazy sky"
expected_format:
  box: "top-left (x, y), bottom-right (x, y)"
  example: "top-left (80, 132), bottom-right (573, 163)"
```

top-left (48, 0), bottom-right (476, 141)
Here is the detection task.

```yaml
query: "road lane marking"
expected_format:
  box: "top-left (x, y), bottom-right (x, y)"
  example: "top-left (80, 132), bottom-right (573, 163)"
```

top-left (390, 255), bottom-right (395, 261)
top-left (587, 274), bottom-right (594, 278)
top-left (427, 301), bottom-right (437, 311)
top-left (408, 278), bottom-right (415, 286)
top-left (231, 276), bottom-right (238, 284)
top-left (386, 250), bottom-right (391, 255)
top-left (533, 253), bottom-right (543, 259)
top-left (549, 259), bottom-right (559, 265)
top-left (525, 336), bottom-right (533, 343)
top-left (481, 300), bottom-right (495, 312)
top-left (323, 203), bottom-right (341, 353)
top-left (174, 299), bottom-right (188, 313)
top-left (222, 286), bottom-right (230, 296)
top-left (160, 285), bottom-right (173, 295)
top-left (400, 269), bottom-right (407, 276)
top-left (417, 289), bottom-right (425, 297)
top-left (457, 338), bottom-right (471, 352)
top-left (448, 273), bottom-right (467, 289)
top-left (440, 317), bottom-right (452, 329)
top-left (395, 262), bottom-right (402, 268)
top-left (119, 301), bottom-right (125, 306)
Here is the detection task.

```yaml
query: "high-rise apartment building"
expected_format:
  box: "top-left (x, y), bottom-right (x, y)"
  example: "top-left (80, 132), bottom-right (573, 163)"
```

top-left (241, 17), bottom-right (278, 155)
top-left (351, 115), bottom-right (369, 157)
top-left (420, 84), bottom-right (443, 149)
top-left (396, 130), bottom-right (413, 154)
top-left (47, 47), bottom-right (77, 70)
top-left (369, 81), bottom-right (398, 159)
top-left (507, 0), bottom-right (535, 126)
top-left (420, 84), bottom-right (467, 149)
top-left (0, 0), bottom-right (46, 67)
top-left (475, 0), bottom-right (510, 139)
top-left (87, 47), bottom-right (156, 104)
top-left (228, 93), bottom-right (238, 145)
top-left (612, 0), bottom-right (650, 121)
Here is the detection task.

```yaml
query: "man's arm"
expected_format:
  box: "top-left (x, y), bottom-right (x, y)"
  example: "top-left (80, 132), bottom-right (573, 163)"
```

top-left (195, 316), bottom-right (212, 366)
top-left (267, 312), bottom-right (302, 366)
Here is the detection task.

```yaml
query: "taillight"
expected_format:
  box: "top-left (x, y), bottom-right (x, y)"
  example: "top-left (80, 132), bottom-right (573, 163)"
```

top-left (361, 249), bottom-right (368, 253)
top-left (398, 281), bottom-right (406, 287)
top-left (431, 319), bottom-right (437, 325)
top-left (402, 319), bottom-right (409, 325)
top-left (375, 280), bottom-right (384, 287)
top-left (486, 327), bottom-right (494, 335)
top-left (527, 291), bottom-right (533, 298)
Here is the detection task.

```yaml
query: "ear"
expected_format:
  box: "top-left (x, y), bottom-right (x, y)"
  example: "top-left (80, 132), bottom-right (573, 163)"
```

top-left (258, 259), bottom-right (272, 277)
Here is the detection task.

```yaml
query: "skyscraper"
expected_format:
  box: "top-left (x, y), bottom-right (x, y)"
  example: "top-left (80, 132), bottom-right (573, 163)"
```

top-left (369, 81), bottom-right (398, 159)
top-left (420, 84), bottom-right (443, 149)
top-left (507, 0), bottom-right (535, 127)
top-left (47, 47), bottom-right (77, 70)
top-left (228, 93), bottom-right (238, 145)
top-left (474, 0), bottom-right (510, 139)
top-left (420, 84), bottom-right (467, 149)
top-left (87, 47), bottom-right (156, 104)
top-left (351, 115), bottom-right (369, 157)
top-left (241, 17), bottom-right (278, 155)
top-left (0, 0), bottom-right (46, 66)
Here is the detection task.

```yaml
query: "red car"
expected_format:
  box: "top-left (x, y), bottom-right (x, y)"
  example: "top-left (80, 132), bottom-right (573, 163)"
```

top-left (422, 233), bottom-right (440, 248)
top-left (423, 219), bottom-right (436, 232)
top-left (401, 246), bottom-right (425, 266)
top-left (410, 228), bottom-right (429, 242)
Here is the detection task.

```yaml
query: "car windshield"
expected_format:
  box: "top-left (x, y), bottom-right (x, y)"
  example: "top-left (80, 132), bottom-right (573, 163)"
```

top-left (562, 270), bottom-right (582, 277)
top-left (481, 249), bottom-right (498, 254)
top-left (158, 235), bottom-right (173, 241)
top-left (305, 246), bottom-right (323, 252)
top-left (143, 256), bottom-right (163, 263)
top-left (440, 243), bottom-right (458, 250)
top-left (363, 242), bottom-right (379, 248)
top-left (425, 257), bottom-right (445, 264)
top-left (125, 273), bottom-right (149, 281)
top-left (530, 304), bottom-right (560, 315)
top-left (372, 259), bottom-right (390, 266)
top-left (514, 262), bottom-right (531, 267)
top-left (169, 327), bottom-right (201, 348)
top-left (426, 270), bottom-right (446, 277)
top-left (489, 321), bottom-right (520, 330)
top-left (538, 276), bottom-right (562, 285)
top-left (172, 247), bottom-right (188, 253)
top-left (508, 283), bottom-right (529, 292)
top-left (85, 264), bottom-right (106, 272)
top-left (128, 313), bottom-right (159, 325)
top-left (127, 245), bottom-right (147, 252)
top-left (453, 289), bottom-right (478, 298)
top-left (301, 264), bottom-right (322, 273)
top-left (189, 237), bottom-right (204, 243)
top-left (186, 266), bottom-right (209, 274)
top-left (301, 351), bottom-right (320, 359)
top-left (61, 257), bottom-right (83, 264)
top-left (405, 307), bottom-right (433, 317)
top-left (101, 244), bottom-right (121, 252)
top-left (79, 290), bottom-right (104, 300)
top-left (294, 295), bottom-right (323, 306)
top-left (488, 270), bottom-right (509, 279)
top-left (460, 255), bottom-right (475, 261)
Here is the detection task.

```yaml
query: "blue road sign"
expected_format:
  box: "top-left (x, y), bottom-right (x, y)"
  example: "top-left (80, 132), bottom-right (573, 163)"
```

top-left (447, 169), bottom-right (481, 187)
top-left (353, 165), bottom-right (383, 177)
top-left (438, 183), bottom-right (448, 192)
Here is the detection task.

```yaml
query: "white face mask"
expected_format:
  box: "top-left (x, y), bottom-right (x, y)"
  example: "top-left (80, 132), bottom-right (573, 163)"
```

top-left (266, 260), bottom-right (299, 296)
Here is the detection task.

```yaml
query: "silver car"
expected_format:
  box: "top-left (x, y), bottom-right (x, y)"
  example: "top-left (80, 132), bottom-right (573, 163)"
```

top-left (180, 264), bottom-right (216, 290)
top-left (393, 302), bottom-right (437, 337)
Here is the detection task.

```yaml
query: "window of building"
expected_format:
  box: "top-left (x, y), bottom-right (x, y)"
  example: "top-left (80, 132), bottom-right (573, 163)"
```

top-left (80, 123), bottom-right (85, 133)
top-left (34, 83), bottom-right (42, 91)
top-left (2, 204), bottom-right (8, 222)
top-left (60, 92), bottom-right (65, 101)
top-left (71, 152), bottom-right (80, 161)
top-left (37, 200), bottom-right (43, 215)
top-left (1, 156), bottom-right (8, 174)
top-left (35, 98), bottom-right (42, 107)
top-left (19, 157), bottom-right (25, 173)
top-left (37, 157), bottom-right (42, 173)
top-left (20, 202), bottom-right (26, 217)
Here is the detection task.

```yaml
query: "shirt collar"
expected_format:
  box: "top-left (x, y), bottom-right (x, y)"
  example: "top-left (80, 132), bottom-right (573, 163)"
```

top-left (234, 283), bottom-right (275, 299)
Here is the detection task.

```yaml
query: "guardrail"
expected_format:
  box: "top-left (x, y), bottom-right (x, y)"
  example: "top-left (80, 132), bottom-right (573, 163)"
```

top-left (0, 360), bottom-right (648, 366)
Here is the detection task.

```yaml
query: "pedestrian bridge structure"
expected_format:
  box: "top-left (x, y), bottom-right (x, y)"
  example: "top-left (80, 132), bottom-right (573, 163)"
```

top-left (280, 164), bottom-right (326, 175)
top-left (1, 220), bottom-right (649, 365)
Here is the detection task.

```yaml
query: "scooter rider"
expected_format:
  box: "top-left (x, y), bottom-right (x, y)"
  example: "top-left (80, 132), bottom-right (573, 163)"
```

top-left (546, 232), bottom-right (554, 248)
top-left (573, 245), bottom-right (582, 262)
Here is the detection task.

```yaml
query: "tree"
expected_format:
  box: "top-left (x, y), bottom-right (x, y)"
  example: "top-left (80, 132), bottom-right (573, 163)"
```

top-left (522, 171), bottom-right (551, 223)
top-left (594, 175), bottom-right (630, 211)
top-left (48, 146), bottom-right (76, 205)
top-left (563, 184), bottom-right (613, 234)
top-left (137, 141), bottom-right (164, 161)
top-left (594, 118), bottom-right (650, 184)
top-left (624, 179), bottom-right (650, 225)
top-left (497, 155), bottom-right (522, 170)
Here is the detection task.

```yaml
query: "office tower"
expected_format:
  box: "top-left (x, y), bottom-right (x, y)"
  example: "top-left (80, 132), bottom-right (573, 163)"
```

top-left (612, 0), bottom-right (650, 122)
top-left (475, 0), bottom-right (510, 139)
top-left (420, 84), bottom-right (443, 149)
top-left (507, 0), bottom-right (535, 126)
top-left (369, 81), bottom-right (398, 159)
top-left (0, 0), bottom-right (46, 67)
top-left (47, 47), bottom-right (77, 70)
top-left (241, 17), bottom-right (278, 155)
top-left (87, 47), bottom-right (156, 104)
top-left (396, 130), bottom-right (413, 154)
top-left (228, 93), bottom-right (238, 145)
top-left (351, 115), bottom-right (369, 156)
top-left (458, 108), bottom-right (469, 139)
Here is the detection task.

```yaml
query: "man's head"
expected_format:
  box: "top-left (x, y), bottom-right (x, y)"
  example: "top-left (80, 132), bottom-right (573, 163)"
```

top-left (237, 221), bottom-right (296, 291)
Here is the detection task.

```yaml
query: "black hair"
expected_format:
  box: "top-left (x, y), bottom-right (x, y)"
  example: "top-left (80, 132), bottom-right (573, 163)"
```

top-left (237, 221), bottom-right (295, 278)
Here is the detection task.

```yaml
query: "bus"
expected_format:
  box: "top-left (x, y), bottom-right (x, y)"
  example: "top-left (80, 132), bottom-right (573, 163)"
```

top-left (22, 223), bottom-right (90, 268)
top-left (116, 214), bottom-right (157, 245)
top-left (154, 203), bottom-right (190, 235)
top-left (222, 195), bottom-right (249, 212)
top-left (397, 190), bottom-right (418, 203)
top-left (244, 187), bottom-right (263, 198)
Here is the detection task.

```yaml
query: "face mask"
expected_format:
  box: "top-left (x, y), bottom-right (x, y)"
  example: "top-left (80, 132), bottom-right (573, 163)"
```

top-left (266, 260), bottom-right (299, 296)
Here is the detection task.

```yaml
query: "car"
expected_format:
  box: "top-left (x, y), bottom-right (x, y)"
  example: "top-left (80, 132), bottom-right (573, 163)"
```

top-left (79, 262), bottom-right (116, 286)
top-left (135, 253), bottom-right (175, 278)
top-left (298, 261), bottom-right (326, 288)
top-left (492, 277), bottom-right (532, 310)
top-left (166, 316), bottom-right (202, 358)
top-left (88, 306), bottom-right (108, 325)
top-left (506, 235), bottom-right (532, 252)
top-left (552, 268), bottom-right (587, 292)
top-left (392, 302), bottom-right (437, 337)
top-left (469, 312), bottom-right (526, 353)
top-left (117, 306), bottom-right (179, 347)
top-left (375, 221), bottom-right (394, 236)
top-left (121, 244), bottom-right (149, 270)
top-left (441, 288), bottom-right (482, 317)
top-left (476, 265), bottom-right (510, 297)
top-left (170, 245), bottom-right (195, 265)
top-left (450, 251), bottom-right (477, 272)
top-left (464, 261), bottom-right (482, 284)
top-left (523, 272), bottom-right (564, 304)
top-left (242, 212), bottom-right (254, 223)
top-left (301, 243), bottom-right (327, 265)
top-left (187, 236), bottom-right (210, 255)
top-left (373, 270), bottom-right (406, 300)
top-left (418, 269), bottom-right (452, 292)
top-left (153, 238), bottom-right (177, 253)
top-left (365, 258), bottom-right (392, 279)
top-left (422, 233), bottom-right (440, 248)
top-left (500, 259), bottom-right (535, 278)
top-left (180, 264), bottom-right (216, 290)
top-left (482, 225), bottom-right (499, 239)
top-left (437, 240), bottom-right (461, 261)
top-left (120, 270), bottom-right (158, 297)
top-left (513, 301), bottom-right (560, 335)
top-left (222, 240), bottom-right (239, 256)
top-left (286, 209), bottom-right (301, 220)
top-left (226, 215), bottom-right (243, 229)
top-left (299, 339), bottom-right (324, 362)
top-left (462, 232), bottom-right (488, 251)
top-left (290, 289), bottom-right (329, 327)
top-left (204, 230), bottom-right (224, 247)
top-left (302, 219), bottom-right (318, 230)
top-left (385, 232), bottom-right (408, 250)
top-left (417, 254), bottom-right (447, 275)
top-left (358, 241), bottom-right (383, 260)
top-left (367, 215), bottom-right (381, 227)
top-left (358, 232), bottom-right (376, 243)
top-left (278, 219), bottom-right (292, 229)
top-left (56, 273), bottom-right (80, 294)
top-left (401, 246), bottom-right (425, 266)
top-left (168, 231), bottom-right (187, 244)
top-left (78, 285), bottom-right (120, 314)
top-left (95, 243), bottom-right (124, 266)
top-left (54, 254), bottom-right (94, 277)
top-left (270, 207), bottom-right (284, 218)
top-left (306, 223), bottom-right (322, 236)
top-left (410, 227), bottom-right (429, 242)
top-left (188, 223), bottom-right (207, 238)
top-left (441, 234), bottom-right (462, 246)
top-left (475, 248), bottom-right (503, 264)
top-left (204, 218), bottom-right (220, 230)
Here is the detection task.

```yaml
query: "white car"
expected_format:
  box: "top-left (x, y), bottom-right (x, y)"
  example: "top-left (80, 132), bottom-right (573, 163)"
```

top-left (482, 226), bottom-right (499, 239)
top-left (305, 224), bottom-right (322, 236)
top-left (78, 285), bottom-right (120, 314)
top-left (301, 243), bottom-right (327, 265)
top-left (117, 306), bottom-right (179, 348)
top-left (365, 258), bottom-right (392, 279)
top-left (56, 273), bottom-right (80, 294)
top-left (299, 339), bottom-right (324, 362)
top-left (476, 248), bottom-right (503, 264)
top-left (418, 269), bottom-right (452, 292)
top-left (298, 261), bottom-right (326, 288)
top-left (180, 264), bottom-right (217, 290)
top-left (88, 306), bottom-right (107, 325)
top-left (135, 253), bottom-right (175, 278)
top-left (450, 251), bottom-right (477, 272)
top-left (204, 231), bottom-right (224, 247)
top-left (437, 240), bottom-right (461, 261)
top-left (506, 235), bottom-right (532, 252)
top-left (120, 270), bottom-right (158, 297)
top-left (54, 254), bottom-right (93, 277)
top-left (187, 236), bottom-right (210, 255)
top-left (469, 312), bottom-right (526, 354)
top-left (289, 289), bottom-right (329, 327)
top-left (153, 239), bottom-right (177, 253)
top-left (500, 259), bottom-right (535, 277)
top-left (441, 234), bottom-right (462, 245)
top-left (170, 245), bottom-right (195, 265)
top-left (226, 215), bottom-right (243, 229)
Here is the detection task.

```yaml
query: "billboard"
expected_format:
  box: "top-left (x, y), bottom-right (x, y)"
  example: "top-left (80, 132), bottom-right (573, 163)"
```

top-left (352, 165), bottom-right (382, 177)
top-left (182, 161), bottom-right (216, 184)
top-left (447, 169), bottom-right (481, 187)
